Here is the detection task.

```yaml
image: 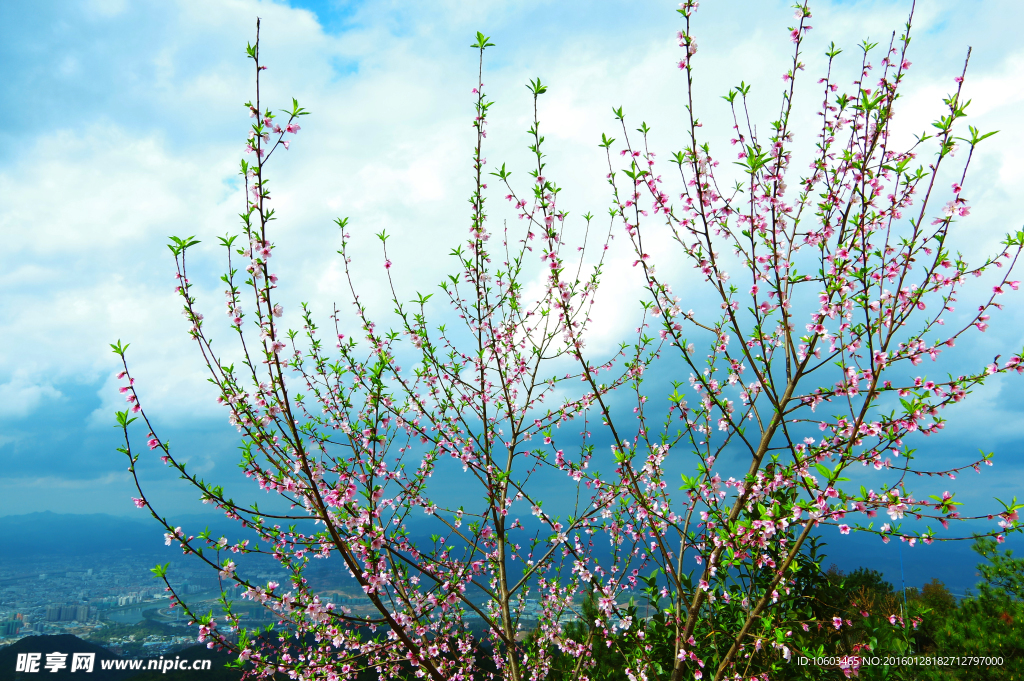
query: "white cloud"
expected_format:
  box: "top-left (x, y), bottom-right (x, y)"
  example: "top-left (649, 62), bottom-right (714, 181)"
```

top-left (86, 0), bottom-right (128, 19)
top-left (0, 373), bottom-right (63, 419)
top-left (3, 0), bottom-right (1019, 378)
top-left (3, 0), bottom-right (1024, 514)
top-left (0, 126), bottom-right (235, 257)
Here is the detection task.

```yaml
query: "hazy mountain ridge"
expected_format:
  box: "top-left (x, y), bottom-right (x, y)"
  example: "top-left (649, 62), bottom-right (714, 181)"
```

top-left (0, 512), bottom-right (256, 556)
top-left (0, 512), bottom-right (1014, 597)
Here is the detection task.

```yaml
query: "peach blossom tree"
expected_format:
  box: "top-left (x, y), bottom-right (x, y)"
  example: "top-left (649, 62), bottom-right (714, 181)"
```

top-left (112, 3), bottom-right (1022, 680)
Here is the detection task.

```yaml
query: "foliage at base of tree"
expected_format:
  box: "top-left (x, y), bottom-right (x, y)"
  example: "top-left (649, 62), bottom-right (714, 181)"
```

top-left (504, 538), bottom-right (1022, 680)
top-left (910, 539), bottom-right (1023, 681)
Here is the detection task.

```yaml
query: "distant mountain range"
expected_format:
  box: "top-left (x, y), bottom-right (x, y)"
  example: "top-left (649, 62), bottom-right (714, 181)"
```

top-left (0, 510), bottom-right (530, 557)
top-left (0, 512), bottom-right (1014, 597)
top-left (0, 512), bottom-right (255, 556)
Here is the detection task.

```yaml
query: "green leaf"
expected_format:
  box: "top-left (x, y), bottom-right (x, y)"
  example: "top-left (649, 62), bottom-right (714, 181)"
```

top-left (167, 235), bottom-right (201, 257)
top-left (115, 410), bottom-right (138, 429)
top-left (471, 32), bottom-right (495, 49)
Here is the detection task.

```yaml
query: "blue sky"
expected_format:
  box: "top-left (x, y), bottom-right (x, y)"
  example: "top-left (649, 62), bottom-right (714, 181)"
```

top-left (1, 0), bottom-right (1023, 589)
